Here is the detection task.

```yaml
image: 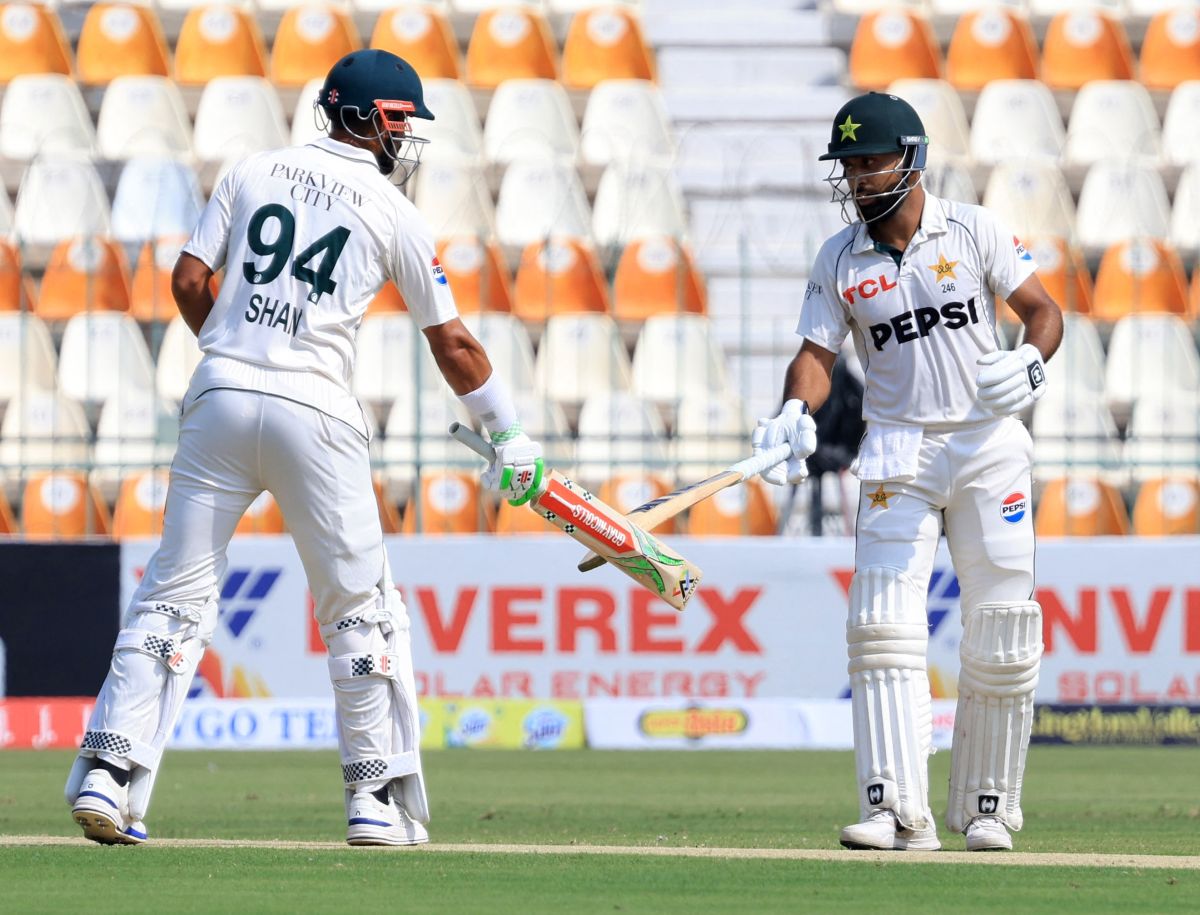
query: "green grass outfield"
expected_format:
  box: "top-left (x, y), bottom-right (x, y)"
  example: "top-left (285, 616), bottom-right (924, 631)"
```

top-left (1, 747), bottom-right (1198, 913)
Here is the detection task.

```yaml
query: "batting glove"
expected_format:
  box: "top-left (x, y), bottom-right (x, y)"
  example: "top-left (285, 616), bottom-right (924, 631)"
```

top-left (752, 399), bottom-right (817, 486)
top-left (482, 425), bottom-right (545, 506)
top-left (976, 343), bottom-right (1047, 416)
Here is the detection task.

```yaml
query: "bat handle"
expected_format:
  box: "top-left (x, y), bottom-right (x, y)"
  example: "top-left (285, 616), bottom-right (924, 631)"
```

top-left (730, 442), bottom-right (798, 479)
top-left (449, 422), bottom-right (496, 461)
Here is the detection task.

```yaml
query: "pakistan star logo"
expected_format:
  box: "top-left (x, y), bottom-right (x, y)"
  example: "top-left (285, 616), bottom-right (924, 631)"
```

top-left (838, 115), bottom-right (861, 142)
top-left (928, 254), bottom-right (958, 282)
top-left (868, 483), bottom-right (895, 509)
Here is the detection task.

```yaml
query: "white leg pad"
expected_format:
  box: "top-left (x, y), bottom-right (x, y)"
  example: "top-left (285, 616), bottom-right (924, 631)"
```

top-left (325, 586), bottom-right (429, 824)
top-left (948, 600), bottom-right (1042, 833)
top-left (847, 566), bottom-right (933, 831)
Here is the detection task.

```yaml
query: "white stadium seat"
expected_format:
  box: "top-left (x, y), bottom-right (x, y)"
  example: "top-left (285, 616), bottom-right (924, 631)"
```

top-left (575, 391), bottom-right (671, 483)
top-left (1125, 390), bottom-right (1200, 482)
top-left (495, 159), bottom-right (592, 247)
top-left (154, 315), bottom-right (203, 405)
top-left (460, 312), bottom-right (537, 395)
top-left (1041, 314), bottom-right (1107, 396)
top-left (111, 157), bottom-right (206, 250)
top-left (981, 161), bottom-right (1077, 243)
top-left (673, 124), bottom-right (827, 195)
top-left (580, 79), bottom-right (675, 168)
top-left (1169, 162), bottom-right (1200, 258)
top-left (0, 313), bottom-right (58, 407)
top-left (352, 313), bottom-right (446, 414)
top-left (888, 78), bottom-right (971, 162)
top-left (13, 155), bottom-right (112, 247)
top-left (380, 389), bottom-right (472, 492)
top-left (535, 313), bottom-right (632, 408)
top-left (923, 160), bottom-right (977, 205)
top-left (672, 392), bottom-right (750, 481)
top-left (417, 78), bottom-right (484, 165)
top-left (0, 74), bottom-right (96, 161)
top-left (1075, 162), bottom-right (1171, 256)
top-left (1161, 80), bottom-right (1200, 168)
top-left (1031, 389), bottom-right (1126, 483)
top-left (631, 314), bottom-right (731, 406)
top-left (92, 387), bottom-right (180, 500)
top-left (0, 388), bottom-right (92, 485)
top-left (1063, 80), bottom-right (1161, 171)
top-left (412, 159), bottom-right (496, 240)
top-left (193, 76), bottom-right (288, 163)
top-left (96, 75), bottom-right (194, 161)
top-left (289, 78), bottom-right (326, 148)
top-left (58, 313), bottom-right (157, 410)
top-left (689, 195), bottom-right (844, 277)
top-left (970, 79), bottom-right (1064, 167)
top-left (593, 162), bottom-right (688, 247)
top-left (483, 78), bottom-right (579, 166)
top-left (1105, 314), bottom-right (1200, 417)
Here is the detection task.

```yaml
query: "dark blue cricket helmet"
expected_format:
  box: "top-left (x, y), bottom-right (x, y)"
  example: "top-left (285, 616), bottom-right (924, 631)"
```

top-left (318, 49), bottom-right (435, 123)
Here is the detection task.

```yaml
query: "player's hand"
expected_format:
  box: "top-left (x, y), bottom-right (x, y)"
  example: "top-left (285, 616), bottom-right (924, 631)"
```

top-left (752, 399), bottom-right (817, 485)
top-left (976, 344), bottom-right (1047, 416)
top-left (482, 426), bottom-right (545, 506)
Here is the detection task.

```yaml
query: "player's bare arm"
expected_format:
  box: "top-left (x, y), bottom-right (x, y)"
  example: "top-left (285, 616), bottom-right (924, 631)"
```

top-left (1006, 273), bottom-right (1064, 363)
top-left (422, 318), bottom-right (492, 395)
top-left (781, 339), bottom-right (838, 414)
top-left (171, 252), bottom-right (216, 337)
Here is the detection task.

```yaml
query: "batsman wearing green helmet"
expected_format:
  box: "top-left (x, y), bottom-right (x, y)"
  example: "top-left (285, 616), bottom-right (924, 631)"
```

top-left (750, 92), bottom-right (1064, 851)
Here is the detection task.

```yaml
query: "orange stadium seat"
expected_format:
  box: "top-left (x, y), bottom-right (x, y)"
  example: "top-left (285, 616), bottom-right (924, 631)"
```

top-left (175, 5), bottom-right (268, 84)
top-left (1133, 477), bottom-right (1200, 536)
top-left (367, 281), bottom-right (407, 314)
top-left (402, 471), bottom-right (490, 534)
top-left (513, 237), bottom-right (610, 322)
top-left (0, 3), bottom-right (72, 82)
top-left (999, 237), bottom-right (1093, 321)
top-left (612, 236), bottom-right (706, 322)
top-left (0, 238), bottom-right (36, 312)
top-left (849, 10), bottom-right (941, 91)
top-left (22, 471), bottom-right (111, 540)
top-left (1189, 269), bottom-right (1200, 318)
top-left (465, 6), bottom-right (558, 89)
top-left (1092, 238), bottom-right (1188, 321)
top-left (76, 3), bottom-right (170, 86)
top-left (1042, 10), bottom-right (1134, 91)
top-left (130, 236), bottom-right (195, 324)
top-left (1034, 477), bottom-right (1130, 537)
top-left (1140, 9), bottom-right (1200, 92)
top-left (436, 236), bottom-right (513, 313)
top-left (561, 5), bottom-right (655, 89)
top-left (945, 8), bottom-right (1038, 92)
top-left (596, 472), bottom-right (677, 534)
top-left (687, 478), bottom-right (777, 537)
top-left (112, 469), bottom-right (170, 539)
top-left (236, 491), bottom-right (286, 534)
top-left (370, 5), bottom-right (460, 80)
top-left (270, 4), bottom-right (361, 89)
top-left (0, 487), bottom-right (15, 534)
top-left (374, 475), bottom-right (402, 534)
top-left (494, 498), bottom-right (553, 534)
top-left (37, 236), bottom-right (132, 321)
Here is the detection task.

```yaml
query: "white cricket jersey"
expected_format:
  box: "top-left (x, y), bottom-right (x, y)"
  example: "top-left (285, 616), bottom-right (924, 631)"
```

top-left (181, 137), bottom-right (458, 436)
top-left (797, 193), bottom-right (1037, 426)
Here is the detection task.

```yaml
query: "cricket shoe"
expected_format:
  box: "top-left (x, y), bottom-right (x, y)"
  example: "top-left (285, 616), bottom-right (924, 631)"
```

top-left (71, 768), bottom-right (148, 846)
top-left (964, 815), bottom-right (1012, 851)
top-left (346, 789), bottom-right (429, 847)
top-left (839, 809), bottom-right (941, 851)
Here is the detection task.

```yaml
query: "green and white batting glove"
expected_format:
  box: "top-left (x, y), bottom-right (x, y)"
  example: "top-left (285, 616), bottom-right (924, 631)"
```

top-left (482, 424), bottom-right (545, 506)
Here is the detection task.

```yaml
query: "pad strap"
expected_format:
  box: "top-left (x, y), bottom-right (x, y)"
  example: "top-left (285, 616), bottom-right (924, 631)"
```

top-left (79, 729), bottom-right (160, 769)
top-left (115, 628), bottom-right (199, 674)
top-left (341, 751), bottom-right (420, 788)
top-left (328, 652), bottom-right (401, 681)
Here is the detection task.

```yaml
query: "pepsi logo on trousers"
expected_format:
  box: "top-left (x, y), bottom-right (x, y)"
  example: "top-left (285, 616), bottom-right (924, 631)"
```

top-left (1001, 492), bottom-right (1027, 524)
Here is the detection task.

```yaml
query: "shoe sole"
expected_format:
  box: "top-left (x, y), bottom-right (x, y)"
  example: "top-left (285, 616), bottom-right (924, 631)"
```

top-left (347, 823), bottom-right (429, 847)
top-left (967, 842), bottom-right (1012, 852)
top-left (72, 808), bottom-right (145, 846)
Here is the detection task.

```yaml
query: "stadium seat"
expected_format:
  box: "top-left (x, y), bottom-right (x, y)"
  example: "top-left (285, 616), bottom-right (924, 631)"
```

top-left (411, 160), bottom-right (496, 239)
top-left (1042, 10), bottom-right (1134, 91)
top-left (1140, 8), bottom-right (1200, 92)
top-left (495, 159), bottom-right (593, 248)
top-left (923, 160), bottom-right (976, 204)
top-left (369, 5), bottom-right (460, 80)
top-left (0, 312), bottom-right (56, 406)
top-left (612, 236), bottom-right (706, 322)
top-left (193, 77), bottom-right (289, 163)
top-left (155, 315), bottom-right (203, 404)
top-left (579, 79), bottom-right (674, 168)
top-left (57, 312), bottom-right (156, 409)
top-left (848, 9), bottom-right (941, 90)
top-left (174, 4), bottom-right (268, 84)
top-left (981, 161), bottom-right (1076, 243)
top-left (1091, 239), bottom-right (1188, 321)
top-left (0, 74), bottom-right (95, 160)
top-left (535, 313), bottom-right (632, 408)
top-left (401, 471), bottom-right (490, 534)
top-left (352, 313), bottom-right (445, 412)
top-left (575, 390), bottom-right (670, 482)
top-left (373, 474), bottom-right (402, 534)
top-left (672, 393), bottom-right (749, 482)
top-left (1040, 313), bottom-right (1106, 395)
top-left (37, 236), bottom-right (132, 321)
top-left (1169, 162), bottom-right (1200, 257)
top-left (0, 389), bottom-right (92, 480)
top-left (1020, 237), bottom-right (1092, 316)
top-left (886, 79), bottom-right (970, 162)
top-left (76, 3), bottom-right (170, 85)
top-left (130, 236), bottom-right (184, 323)
top-left (1075, 163), bottom-right (1171, 256)
top-left (1105, 314), bottom-right (1200, 416)
top-left (1063, 81), bottom-right (1161, 171)
top-left (465, 6), bottom-right (558, 89)
top-left (460, 311), bottom-right (536, 393)
top-left (494, 496), bottom-right (554, 534)
top-left (93, 390), bottom-right (179, 500)
top-left (0, 185), bottom-right (13, 237)
top-left (631, 314), bottom-right (730, 407)
top-left (0, 3), bottom-right (72, 83)
top-left (1132, 477), bottom-right (1200, 535)
top-left (0, 486), bottom-right (14, 533)
top-left (945, 7), bottom-right (1038, 92)
top-left (111, 158), bottom-right (205, 251)
top-left (436, 236), bottom-right (513, 313)
top-left (1034, 477), bottom-right (1130, 536)
top-left (969, 80), bottom-right (1064, 167)
top-left (1031, 390), bottom-right (1125, 481)
top-left (483, 78), bottom-right (579, 166)
top-left (0, 238), bottom-right (35, 312)
top-left (367, 281), bottom-right (405, 314)
top-left (510, 390), bottom-right (575, 469)
top-left (97, 76), bottom-right (194, 161)
top-left (687, 478), bottom-right (777, 536)
top-left (236, 491), bottom-right (286, 534)
top-left (270, 4), bottom-right (361, 87)
top-left (380, 391), bottom-right (472, 493)
top-left (561, 5), bottom-right (655, 89)
top-left (111, 468), bottom-right (170, 539)
top-left (1125, 390), bottom-right (1200, 482)
top-left (418, 78), bottom-right (484, 164)
top-left (1162, 81), bottom-right (1200, 168)
top-left (592, 162), bottom-right (687, 247)
top-left (596, 472), bottom-right (677, 534)
top-left (21, 471), bottom-right (111, 540)
top-left (12, 156), bottom-right (111, 248)
top-left (290, 78), bottom-right (326, 147)
top-left (512, 237), bottom-right (609, 321)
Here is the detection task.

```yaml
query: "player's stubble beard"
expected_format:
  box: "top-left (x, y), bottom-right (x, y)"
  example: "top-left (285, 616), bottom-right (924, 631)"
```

top-left (854, 169), bottom-right (913, 225)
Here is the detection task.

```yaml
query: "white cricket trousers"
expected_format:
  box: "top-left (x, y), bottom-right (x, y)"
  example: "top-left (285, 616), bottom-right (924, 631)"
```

top-left (134, 388), bottom-right (386, 626)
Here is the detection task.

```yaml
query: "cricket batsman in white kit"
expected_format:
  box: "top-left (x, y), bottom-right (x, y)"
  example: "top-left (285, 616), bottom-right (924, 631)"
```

top-left (65, 49), bottom-right (545, 846)
top-left (752, 93), bottom-right (1063, 851)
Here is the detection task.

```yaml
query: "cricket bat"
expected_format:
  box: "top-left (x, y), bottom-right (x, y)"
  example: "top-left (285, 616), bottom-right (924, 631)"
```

top-left (449, 422), bottom-right (701, 610)
top-left (576, 442), bottom-right (795, 573)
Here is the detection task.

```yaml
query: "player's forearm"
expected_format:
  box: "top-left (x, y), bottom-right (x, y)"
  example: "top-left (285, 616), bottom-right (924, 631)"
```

top-left (425, 319), bottom-right (492, 395)
top-left (170, 255), bottom-right (216, 337)
top-left (1018, 300), bottom-right (1063, 364)
top-left (782, 342), bottom-right (837, 413)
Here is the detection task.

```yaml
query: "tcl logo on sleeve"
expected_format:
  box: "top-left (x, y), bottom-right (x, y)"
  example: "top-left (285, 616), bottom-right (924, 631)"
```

top-left (431, 257), bottom-right (447, 285)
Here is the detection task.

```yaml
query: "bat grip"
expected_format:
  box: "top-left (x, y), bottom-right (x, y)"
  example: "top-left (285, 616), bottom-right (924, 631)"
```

top-left (729, 442), bottom-right (798, 478)
top-left (448, 422), bottom-right (496, 461)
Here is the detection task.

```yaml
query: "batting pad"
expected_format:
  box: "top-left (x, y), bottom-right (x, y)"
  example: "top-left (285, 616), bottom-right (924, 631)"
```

top-left (847, 566), bottom-right (933, 831)
top-left (947, 600), bottom-right (1043, 833)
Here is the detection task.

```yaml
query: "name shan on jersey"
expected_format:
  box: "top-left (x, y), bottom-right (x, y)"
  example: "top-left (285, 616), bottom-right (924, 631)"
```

top-left (244, 293), bottom-right (302, 337)
top-left (868, 298), bottom-right (980, 351)
top-left (269, 162), bottom-right (364, 212)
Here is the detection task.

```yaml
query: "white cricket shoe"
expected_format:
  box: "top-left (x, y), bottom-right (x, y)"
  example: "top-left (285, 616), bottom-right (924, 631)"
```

top-left (964, 815), bottom-right (1012, 851)
top-left (346, 789), bottom-right (429, 847)
top-left (71, 768), bottom-right (148, 846)
top-left (840, 808), bottom-right (941, 851)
